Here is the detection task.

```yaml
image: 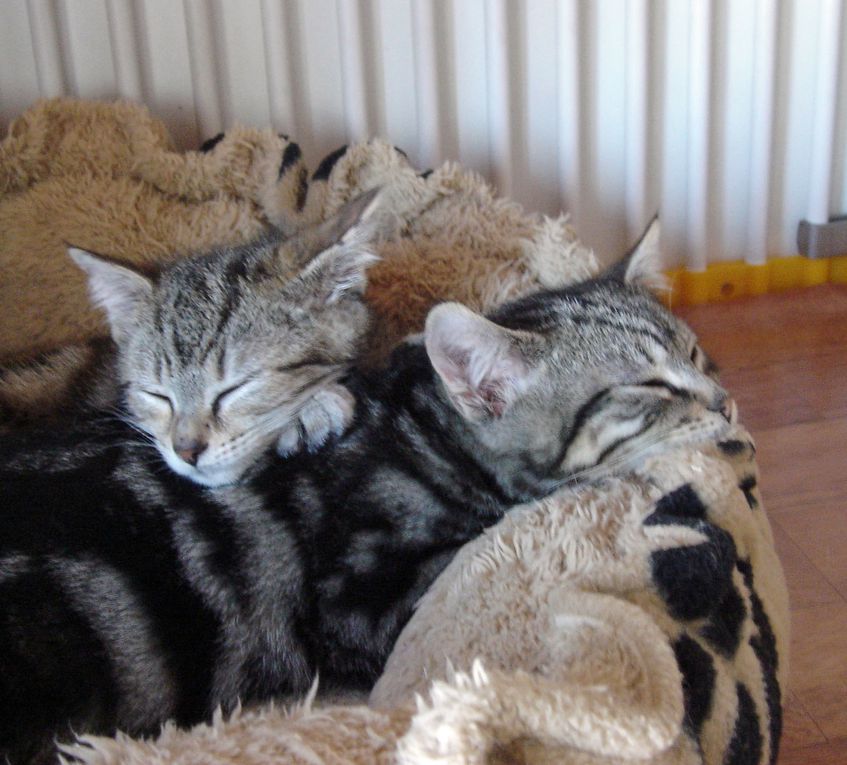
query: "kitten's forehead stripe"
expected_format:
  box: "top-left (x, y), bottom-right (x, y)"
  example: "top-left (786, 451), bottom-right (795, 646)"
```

top-left (492, 284), bottom-right (676, 349)
top-left (216, 345), bottom-right (227, 379)
top-left (568, 316), bottom-right (671, 352)
top-left (160, 348), bottom-right (175, 378)
top-left (170, 321), bottom-right (191, 363)
top-left (153, 301), bottom-right (165, 337)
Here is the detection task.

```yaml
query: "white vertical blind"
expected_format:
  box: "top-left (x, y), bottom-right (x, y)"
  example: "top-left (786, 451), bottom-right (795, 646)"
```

top-left (1, 0), bottom-right (845, 268)
top-left (411, 0), bottom-right (442, 168)
top-left (557, 0), bottom-right (582, 231)
top-left (807, 0), bottom-right (843, 225)
top-left (624, 0), bottom-right (650, 244)
top-left (746, 0), bottom-right (777, 266)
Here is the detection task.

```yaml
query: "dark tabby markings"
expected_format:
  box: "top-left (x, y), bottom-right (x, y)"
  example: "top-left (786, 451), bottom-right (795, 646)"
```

top-left (552, 387), bottom-right (613, 469)
top-left (718, 439), bottom-right (751, 456)
top-left (645, 513), bottom-right (736, 621)
top-left (196, 259), bottom-right (247, 361)
top-left (654, 483), bottom-right (708, 520)
top-left (725, 682), bottom-right (764, 765)
top-left (180, 266), bottom-right (214, 304)
top-left (199, 133), bottom-right (225, 153)
top-left (400, 396), bottom-right (516, 510)
top-left (700, 583), bottom-right (746, 657)
top-left (0, 571), bottom-right (119, 765)
top-left (738, 559), bottom-right (782, 765)
top-left (571, 315), bottom-right (671, 351)
top-left (313, 145), bottom-right (348, 181)
top-left (419, 169), bottom-right (433, 179)
top-left (276, 355), bottom-right (337, 374)
top-left (672, 633), bottom-right (716, 736)
top-left (492, 292), bottom-right (675, 352)
top-left (279, 142), bottom-right (302, 179)
top-left (738, 475), bottom-right (759, 510)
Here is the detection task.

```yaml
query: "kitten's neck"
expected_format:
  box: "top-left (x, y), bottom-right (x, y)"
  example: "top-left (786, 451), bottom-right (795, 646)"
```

top-left (369, 342), bottom-right (558, 512)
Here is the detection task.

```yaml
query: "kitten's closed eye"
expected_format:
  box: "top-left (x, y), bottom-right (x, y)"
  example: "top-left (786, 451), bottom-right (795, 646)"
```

top-left (276, 356), bottom-right (340, 374)
top-left (140, 390), bottom-right (173, 411)
top-left (639, 379), bottom-right (681, 392)
top-left (211, 380), bottom-right (250, 417)
top-left (690, 344), bottom-right (719, 376)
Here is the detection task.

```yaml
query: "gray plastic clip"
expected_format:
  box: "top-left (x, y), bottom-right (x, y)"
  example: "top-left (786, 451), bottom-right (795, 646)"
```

top-left (797, 217), bottom-right (847, 259)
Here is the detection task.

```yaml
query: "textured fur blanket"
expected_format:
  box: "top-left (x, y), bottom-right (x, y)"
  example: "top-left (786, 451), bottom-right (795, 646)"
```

top-left (0, 99), bottom-right (789, 765)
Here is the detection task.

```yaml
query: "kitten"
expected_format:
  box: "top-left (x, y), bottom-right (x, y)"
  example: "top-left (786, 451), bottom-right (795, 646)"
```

top-left (0, 338), bottom-right (119, 428)
top-left (1, 189), bottom-right (382, 487)
top-left (0, 227), bottom-right (733, 765)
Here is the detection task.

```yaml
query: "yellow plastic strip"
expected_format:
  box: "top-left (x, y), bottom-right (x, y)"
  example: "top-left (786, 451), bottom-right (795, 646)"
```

top-left (830, 256), bottom-right (847, 285)
top-left (665, 255), bottom-right (844, 306)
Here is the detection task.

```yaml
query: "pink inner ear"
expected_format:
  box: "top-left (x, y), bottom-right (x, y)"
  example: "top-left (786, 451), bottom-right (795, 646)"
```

top-left (426, 303), bottom-right (535, 420)
top-left (480, 383), bottom-right (508, 418)
top-left (441, 350), bottom-right (521, 419)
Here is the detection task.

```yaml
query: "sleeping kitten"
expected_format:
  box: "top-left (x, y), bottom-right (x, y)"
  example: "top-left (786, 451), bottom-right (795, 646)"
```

top-left (0, 225), bottom-right (733, 765)
top-left (1, 189), bottom-right (381, 487)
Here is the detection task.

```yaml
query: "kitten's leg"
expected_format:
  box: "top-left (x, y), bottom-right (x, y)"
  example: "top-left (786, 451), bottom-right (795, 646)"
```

top-left (276, 384), bottom-right (356, 456)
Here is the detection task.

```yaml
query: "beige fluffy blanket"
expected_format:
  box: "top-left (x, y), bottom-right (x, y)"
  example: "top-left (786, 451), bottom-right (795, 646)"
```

top-left (0, 99), bottom-right (788, 765)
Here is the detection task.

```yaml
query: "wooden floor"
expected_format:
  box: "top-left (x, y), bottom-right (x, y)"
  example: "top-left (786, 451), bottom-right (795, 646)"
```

top-left (676, 284), bottom-right (847, 765)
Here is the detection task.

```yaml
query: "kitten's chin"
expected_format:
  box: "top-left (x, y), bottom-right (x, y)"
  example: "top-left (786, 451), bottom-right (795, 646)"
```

top-left (159, 450), bottom-right (246, 488)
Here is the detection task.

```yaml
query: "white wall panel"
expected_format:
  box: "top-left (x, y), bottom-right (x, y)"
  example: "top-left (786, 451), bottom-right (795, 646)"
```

top-left (524, 0), bottom-right (560, 218)
top-left (300, 0), bottom-right (347, 159)
top-left (215, 0), bottom-right (272, 130)
top-left (25, 0), bottom-right (67, 98)
top-left (56, 0), bottom-right (116, 97)
top-left (556, 0), bottom-right (583, 229)
top-left (748, 0), bottom-right (778, 265)
top-left (659, 0), bottom-right (690, 267)
top-left (135, 0), bottom-right (199, 145)
top-left (450, 0), bottom-right (490, 177)
top-left (1, 0), bottom-right (845, 268)
top-left (105, 0), bottom-right (145, 104)
top-left (0, 2), bottom-right (41, 113)
top-left (374, 0), bottom-right (416, 155)
top-left (835, 0), bottom-right (847, 215)
top-left (779, 0), bottom-right (826, 250)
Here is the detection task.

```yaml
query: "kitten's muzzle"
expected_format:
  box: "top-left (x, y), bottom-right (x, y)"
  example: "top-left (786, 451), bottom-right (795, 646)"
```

top-left (174, 439), bottom-right (208, 466)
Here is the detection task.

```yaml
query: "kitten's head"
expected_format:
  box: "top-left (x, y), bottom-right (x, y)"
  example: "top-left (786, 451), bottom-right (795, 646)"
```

top-left (425, 219), bottom-right (733, 490)
top-left (70, 189), bottom-right (381, 487)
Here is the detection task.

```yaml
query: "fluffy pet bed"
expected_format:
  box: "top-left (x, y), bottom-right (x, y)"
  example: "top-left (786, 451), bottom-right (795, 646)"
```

top-left (0, 99), bottom-right (788, 765)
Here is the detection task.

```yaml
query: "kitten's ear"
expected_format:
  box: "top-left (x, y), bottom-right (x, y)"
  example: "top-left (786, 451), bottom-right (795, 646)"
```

top-left (68, 247), bottom-right (153, 343)
top-left (314, 186), bottom-right (383, 250)
top-left (607, 215), bottom-right (666, 289)
top-left (297, 187), bottom-right (382, 303)
top-left (425, 303), bottom-right (539, 421)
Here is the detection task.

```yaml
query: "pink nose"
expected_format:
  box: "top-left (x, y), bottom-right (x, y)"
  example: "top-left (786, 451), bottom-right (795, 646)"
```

top-left (174, 441), bottom-right (207, 466)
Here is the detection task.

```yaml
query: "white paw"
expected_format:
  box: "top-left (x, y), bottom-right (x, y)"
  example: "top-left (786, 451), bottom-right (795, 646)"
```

top-left (275, 384), bottom-right (355, 457)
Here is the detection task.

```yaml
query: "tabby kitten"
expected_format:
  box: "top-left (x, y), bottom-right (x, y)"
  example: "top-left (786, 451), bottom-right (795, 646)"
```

top-left (2, 189), bottom-right (381, 487)
top-left (0, 226), bottom-right (733, 765)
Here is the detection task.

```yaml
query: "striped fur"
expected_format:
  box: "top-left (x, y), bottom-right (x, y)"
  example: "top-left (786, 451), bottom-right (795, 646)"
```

top-left (0, 242), bottom-right (734, 764)
top-left (1, 189), bottom-right (381, 487)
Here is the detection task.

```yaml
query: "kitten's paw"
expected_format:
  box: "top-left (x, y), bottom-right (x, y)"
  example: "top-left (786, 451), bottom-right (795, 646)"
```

top-left (275, 385), bottom-right (355, 457)
top-left (275, 425), bottom-right (302, 458)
